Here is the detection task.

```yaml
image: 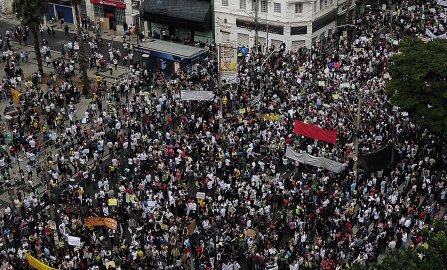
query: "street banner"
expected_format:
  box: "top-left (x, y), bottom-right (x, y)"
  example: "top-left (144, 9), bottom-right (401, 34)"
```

top-left (285, 146), bottom-right (345, 173)
top-left (220, 42), bottom-right (238, 84)
top-left (25, 253), bottom-right (58, 270)
top-left (180, 90), bottom-right (214, 101)
top-left (425, 28), bottom-right (447, 39)
top-left (294, 120), bottom-right (337, 144)
top-left (359, 145), bottom-right (401, 172)
top-left (438, 0), bottom-right (447, 7)
top-left (84, 217), bottom-right (117, 230)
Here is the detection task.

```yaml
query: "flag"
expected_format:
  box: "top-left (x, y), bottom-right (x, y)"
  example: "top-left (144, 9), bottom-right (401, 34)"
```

top-left (294, 120), bottom-right (337, 144)
top-left (359, 145), bottom-right (401, 172)
top-left (366, 98), bottom-right (376, 106)
top-left (25, 253), bottom-right (58, 270)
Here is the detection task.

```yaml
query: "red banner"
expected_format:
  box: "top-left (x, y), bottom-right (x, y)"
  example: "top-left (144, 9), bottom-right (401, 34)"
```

top-left (90, 0), bottom-right (126, 9)
top-left (294, 120), bottom-right (337, 144)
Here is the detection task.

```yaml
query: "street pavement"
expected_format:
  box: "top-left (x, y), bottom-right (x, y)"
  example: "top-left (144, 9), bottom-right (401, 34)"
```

top-left (0, 14), bottom-right (143, 67)
top-left (0, 20), bottom-right (132, 210)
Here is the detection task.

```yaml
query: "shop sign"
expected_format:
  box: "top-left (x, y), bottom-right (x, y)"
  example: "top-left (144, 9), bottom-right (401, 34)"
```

top-left (90, 0), bottom-right (126, 9)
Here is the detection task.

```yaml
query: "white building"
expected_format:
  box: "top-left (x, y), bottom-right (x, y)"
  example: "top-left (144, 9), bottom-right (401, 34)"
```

top-left (215, 0), bottom-right (355, 51)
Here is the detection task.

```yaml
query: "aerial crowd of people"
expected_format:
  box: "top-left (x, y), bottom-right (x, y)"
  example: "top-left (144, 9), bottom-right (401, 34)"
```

top-left (0, 0), bottom-right (447, 269)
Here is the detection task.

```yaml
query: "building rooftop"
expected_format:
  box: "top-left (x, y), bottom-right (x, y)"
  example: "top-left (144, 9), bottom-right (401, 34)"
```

top-left (136, 39), bottom-right (208, 58)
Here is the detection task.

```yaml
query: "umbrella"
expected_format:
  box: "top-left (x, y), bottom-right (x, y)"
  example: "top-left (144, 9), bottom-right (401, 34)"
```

top-left (240, 47), bottom-right (248, 55)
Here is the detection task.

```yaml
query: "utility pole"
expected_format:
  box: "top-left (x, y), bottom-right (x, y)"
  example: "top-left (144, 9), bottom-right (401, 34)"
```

top-left (218, 43), bottom-right (223, 134)
top-left (353, 89), bottom-right (362, 182)
top-left (266, 13), bottom-right (269, 52)
top-left (254, 0), bottom-right (259, 52)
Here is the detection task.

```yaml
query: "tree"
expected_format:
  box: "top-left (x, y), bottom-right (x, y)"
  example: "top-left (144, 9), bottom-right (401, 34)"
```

top-left (386, 38), bottom-right (447, 143)
top-left (71, 0), bottom-right (90, 92)
top-left (12, 0), bottom-right (48, 74)
top-left (352, 222), bottom-right (447, 270)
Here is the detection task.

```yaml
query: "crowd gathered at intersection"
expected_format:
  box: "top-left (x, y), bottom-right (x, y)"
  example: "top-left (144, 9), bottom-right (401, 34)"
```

top-left (0, 0), bottom-right (447, 269)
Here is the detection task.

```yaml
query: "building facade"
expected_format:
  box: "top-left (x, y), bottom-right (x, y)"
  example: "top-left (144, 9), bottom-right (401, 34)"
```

top-left (140, 0), bottom-right (213, 45)
top-left (215, 0), bottom-right (355, 51)
top-left (82, 0), bottom-right (141, 31)
top-left (45, 0), bottom-right (140, 31)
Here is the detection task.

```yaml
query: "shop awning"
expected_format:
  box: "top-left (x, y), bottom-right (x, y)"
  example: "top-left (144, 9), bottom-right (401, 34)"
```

top-left (142, 0), bottom-right (212, 29)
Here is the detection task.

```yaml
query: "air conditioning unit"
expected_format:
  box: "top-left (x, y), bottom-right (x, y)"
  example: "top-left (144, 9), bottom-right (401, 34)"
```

top-left (132, 1), bottom-right (140, 9)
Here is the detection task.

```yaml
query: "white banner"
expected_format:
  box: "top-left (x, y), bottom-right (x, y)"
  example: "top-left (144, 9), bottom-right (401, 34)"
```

top-left (65, 235), bottom-right (82, 247)
top-left (285, 146), bottom-right (345, 173)
top-left (437, 0), bottom-right (447, 7)
top-left (425, 28), bottom-right (447, 39)
top-left (180, 90), bottom-right (214, 101)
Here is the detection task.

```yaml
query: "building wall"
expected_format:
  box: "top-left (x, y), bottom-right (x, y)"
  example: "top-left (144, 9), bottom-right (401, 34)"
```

top-left (84, 0), bottom-right (140, 31)
top-left (214, 0), bottom-right (342, 50)
top-left (0, 0), bottom-right (13, 14)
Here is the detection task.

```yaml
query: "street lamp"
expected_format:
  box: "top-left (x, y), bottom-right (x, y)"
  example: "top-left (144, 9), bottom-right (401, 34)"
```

top-left (324, 86), bottom-right (364, 182)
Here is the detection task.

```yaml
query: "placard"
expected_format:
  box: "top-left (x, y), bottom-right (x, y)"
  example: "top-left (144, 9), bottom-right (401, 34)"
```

top-left (187, 220), bottom-right (197, 236)
top-left (196, 192), bottom-right (205, 200)
top-left (108, 198), bottom-right (118, 206)
top-left (246, 228), bottom-right (257, 238)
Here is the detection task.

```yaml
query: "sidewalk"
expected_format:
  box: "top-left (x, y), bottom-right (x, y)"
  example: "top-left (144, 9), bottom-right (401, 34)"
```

top-left (1, 14), bottom-right (138, 44)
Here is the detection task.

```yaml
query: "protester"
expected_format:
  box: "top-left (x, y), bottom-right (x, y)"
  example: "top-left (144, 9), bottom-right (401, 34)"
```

top-left (0, 0), bottom-right (447, 269)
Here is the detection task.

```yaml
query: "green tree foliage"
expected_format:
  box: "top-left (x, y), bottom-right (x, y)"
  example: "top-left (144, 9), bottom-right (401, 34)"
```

top-left (386, 38), bottom-right (447, 141)
top-left (12, 0), bottom-right (49, 74)
top-left (352, 222), bottom-right (447, 270)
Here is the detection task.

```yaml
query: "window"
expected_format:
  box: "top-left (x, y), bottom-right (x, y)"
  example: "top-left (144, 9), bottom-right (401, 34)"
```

top-left (93, 4), bottom-right (103, 18)
top-left (261, 0), bottom-right (268, 12)
top-left (320, 0), bottom-right (323, 10)
top-left (290, 26), bottom-right (307, 35)
top-left (325, 0), bottom-right (328, 7)
top-left (240, 0), bottom-right (246, 9)
top-left (115, 7), bottom-right (126, 25)
top-left (330, 0), bottom-right (333, 4)
top-left (274, 3), bottom-right (281, 13)
top-left (295, 3), bottom-right (303, 13)
top-left (314, 1), bottom-right (317, 12)
top-left (80, 0), bottom-right (87, 16)
top-left (222, 0), bottom-right (228, 6)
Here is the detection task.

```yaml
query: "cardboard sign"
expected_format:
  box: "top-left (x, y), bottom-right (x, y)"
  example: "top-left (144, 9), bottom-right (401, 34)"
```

top-left (187, 220), bottom-right (197, 236)
top-left (108, 198), bottom-right (118, 206)
top-left (145, 201), bottom-right (157, 207)
top-left (105, 261), bottom-right (116, 269)
top-left (161, 224), bottom-right (169, 231)
top-left (246, 228), bottom-right (257, 238)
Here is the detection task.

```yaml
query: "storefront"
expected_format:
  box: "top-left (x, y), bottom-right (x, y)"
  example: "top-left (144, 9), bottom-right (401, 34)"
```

top-left (141, 0), bottom-right (213, 44)
top-left (89, 0), bottom-right (127, 30)
top-left (48, 0), bottom-right (75, 23)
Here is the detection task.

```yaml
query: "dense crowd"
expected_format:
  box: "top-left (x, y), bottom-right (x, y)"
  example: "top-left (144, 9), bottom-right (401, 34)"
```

top-left (1, 0), bottom-right (447, 270)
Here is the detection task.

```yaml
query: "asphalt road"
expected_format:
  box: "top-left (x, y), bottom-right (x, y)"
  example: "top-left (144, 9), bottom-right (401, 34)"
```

top-left (0, 18), bottom-right (142, 66)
